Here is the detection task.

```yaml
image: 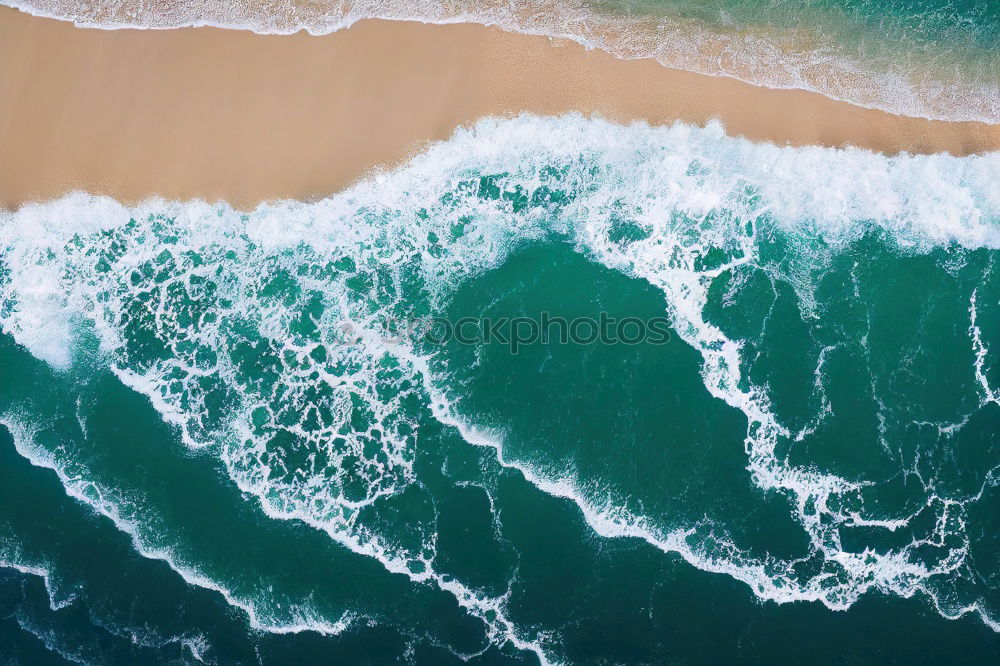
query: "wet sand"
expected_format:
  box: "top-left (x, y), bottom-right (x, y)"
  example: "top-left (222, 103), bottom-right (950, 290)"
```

top-left (1, 6), bottom-right (998, 211)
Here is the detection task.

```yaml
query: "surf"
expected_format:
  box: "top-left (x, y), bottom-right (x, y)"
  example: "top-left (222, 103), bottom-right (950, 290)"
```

top-left (1, 114), bottom-right (998, 662)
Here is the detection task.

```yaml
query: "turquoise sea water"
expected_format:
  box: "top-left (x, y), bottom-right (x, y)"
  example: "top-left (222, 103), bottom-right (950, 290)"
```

top-left (0, 116), bottom-right (998, 663)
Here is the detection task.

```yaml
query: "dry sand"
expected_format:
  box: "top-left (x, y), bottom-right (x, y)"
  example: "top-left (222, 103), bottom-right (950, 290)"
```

top-left (1, 6), bottom-right (998, 211)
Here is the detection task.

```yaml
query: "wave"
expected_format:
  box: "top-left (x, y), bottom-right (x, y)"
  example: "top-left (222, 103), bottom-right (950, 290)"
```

top-left (0, 552), bottom-right (76, 612)
top-left (4, 0), bottom-right (1000, 124)
top-left (0, 373), bottom-right (544, 662)
top-left (0, 416), bottom-right (363, 641)
top-left (1, 115), bottom-right (998, 659)
top-left (0, 542), bottom-right (213, 664)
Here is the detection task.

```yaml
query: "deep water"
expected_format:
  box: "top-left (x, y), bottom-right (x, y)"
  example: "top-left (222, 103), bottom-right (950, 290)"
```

top-left (0, 116), bottom-right (998, 664)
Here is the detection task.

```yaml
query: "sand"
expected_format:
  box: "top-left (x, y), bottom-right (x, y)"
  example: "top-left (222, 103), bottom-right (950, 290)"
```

top-left (1, 6), bottom-right (998, 211)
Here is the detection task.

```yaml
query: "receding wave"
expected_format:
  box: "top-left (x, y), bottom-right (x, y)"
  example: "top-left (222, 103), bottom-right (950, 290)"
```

top-left (4, 0), bottom-right (1000, 124)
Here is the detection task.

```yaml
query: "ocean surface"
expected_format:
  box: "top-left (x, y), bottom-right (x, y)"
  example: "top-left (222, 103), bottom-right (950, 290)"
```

top-left (0, 115), bottom-right (998, 664)
top-left (6, 0), bottom-right (1000, 123)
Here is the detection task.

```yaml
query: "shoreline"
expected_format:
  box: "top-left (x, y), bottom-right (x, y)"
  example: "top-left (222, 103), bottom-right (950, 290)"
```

top-left (2, 6), bottom-right (999, 212)
top-left (8, 0), bottom-right (1000, 125)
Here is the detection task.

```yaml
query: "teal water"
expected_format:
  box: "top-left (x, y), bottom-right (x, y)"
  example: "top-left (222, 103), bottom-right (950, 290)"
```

top-left (606, 0), bottom-right (1000, 53)
top-left (0, 115), bottom-right (999, 663)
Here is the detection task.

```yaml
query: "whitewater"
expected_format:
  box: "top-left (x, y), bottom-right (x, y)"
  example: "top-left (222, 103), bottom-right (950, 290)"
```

top-left (1, 115), bottom-right (998, 663)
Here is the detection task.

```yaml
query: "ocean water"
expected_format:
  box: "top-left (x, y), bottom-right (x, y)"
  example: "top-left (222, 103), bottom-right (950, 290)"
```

top-left (6, 0), bottom-right (1000, 123)
top-left (0, 115), bottom-right (998, 663)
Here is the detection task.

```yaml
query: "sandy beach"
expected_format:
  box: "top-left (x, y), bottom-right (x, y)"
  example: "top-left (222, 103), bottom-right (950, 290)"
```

top-left (1, 5), bottom-right (998, 211)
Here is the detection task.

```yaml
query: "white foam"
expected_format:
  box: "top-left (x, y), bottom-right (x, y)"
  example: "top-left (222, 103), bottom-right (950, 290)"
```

top-left (969, 289), bottom-right (999, 406)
